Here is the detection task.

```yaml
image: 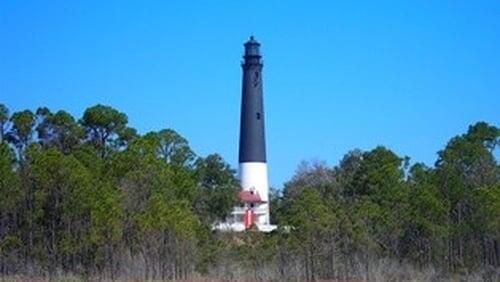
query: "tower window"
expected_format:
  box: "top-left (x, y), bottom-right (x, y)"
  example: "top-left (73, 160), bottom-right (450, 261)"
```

top-left (253, 71), bottom-right (260, 87)
top-left (256, 112), bottom-right (261, 120)
top-left (250, 203), bottom-right (255, 208)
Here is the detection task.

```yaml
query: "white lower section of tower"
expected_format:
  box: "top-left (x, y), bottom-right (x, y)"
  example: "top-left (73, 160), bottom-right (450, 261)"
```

top-left (239, 162), bottom-right (270, 225)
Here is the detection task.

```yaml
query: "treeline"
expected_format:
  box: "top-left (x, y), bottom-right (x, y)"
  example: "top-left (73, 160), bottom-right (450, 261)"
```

top-left (0, 103), bottom-right (238, 280)
top-left (272, 126), bottom-right (499, 280)
top-left (0, 103), bottom-right (498, 281)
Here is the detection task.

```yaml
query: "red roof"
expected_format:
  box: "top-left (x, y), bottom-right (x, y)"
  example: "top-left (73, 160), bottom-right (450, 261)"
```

top-left (237, 190), bottom-right (266, 203)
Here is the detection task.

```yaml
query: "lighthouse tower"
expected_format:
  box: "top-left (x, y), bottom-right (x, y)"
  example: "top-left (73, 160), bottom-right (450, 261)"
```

top-left (214, 36), bottom-right (276, 232)
top-left (238, 36), bottom-right (272, 228)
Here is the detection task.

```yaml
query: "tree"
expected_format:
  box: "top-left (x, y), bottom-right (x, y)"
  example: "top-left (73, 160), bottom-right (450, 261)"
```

top-left (435, 122), bottom-right (499, 270)
top-left (0, 104), bottom-right (9, 143)
top-left (193, 154), bottom-right (238, 223)
top-left (86, 180), bottom-right (123, 278)
top-left (6, 110), bottom-right (35, 161)
top-left (80, 104), bottom-right (135, 158)
top-left (402, 163), bottom-right (448, 266)
top-left (284, 187), bottom-right (336, 281)
top-left (143, 129), bottom-right (195, 167)
top-left (26, 147), bottom-right (95, 275)
top-left (106, 132), bottom-right (200, 279)
top-left (350, 147), bottom-right (410, 257)
top-left (0, 143), bottom-right (21, 275)
top-left (36, 108), bottom-right (84, 154)
top-left (336, 149), bottom-right (363, 201)
top-left (473, 183), bottom-right (500, 266)
top-left (283, 160), bottom-right (336, 201)
top-left (464, 121), bottom-right (499, 151)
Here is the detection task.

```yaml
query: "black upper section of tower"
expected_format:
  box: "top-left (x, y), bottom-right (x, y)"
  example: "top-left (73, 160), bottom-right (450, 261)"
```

top-left (239, 36), bottom-right (267, 163)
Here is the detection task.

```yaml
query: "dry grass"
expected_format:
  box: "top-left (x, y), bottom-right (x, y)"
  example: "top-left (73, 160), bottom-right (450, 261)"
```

top-left (0, 262), bottom-right (498, 282)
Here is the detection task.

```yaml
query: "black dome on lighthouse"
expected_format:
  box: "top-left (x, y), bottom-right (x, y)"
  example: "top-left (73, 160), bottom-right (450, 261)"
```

top-left (244, 36), bottom-right (261, 57)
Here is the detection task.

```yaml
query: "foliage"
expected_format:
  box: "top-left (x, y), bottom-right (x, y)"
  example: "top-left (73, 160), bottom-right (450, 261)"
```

top-left (80, 104), bottom-right (136, 158)
top-left (0, 102), bottom-right (498, 280)
top-left (194, 154), bottom-right (238, 223)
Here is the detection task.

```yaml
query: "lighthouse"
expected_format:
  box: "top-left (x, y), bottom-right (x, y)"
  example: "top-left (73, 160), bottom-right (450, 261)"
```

top-left (215, 36), bottom-right (276, 232)
top-left (238, 36), bottom-right (272, 228)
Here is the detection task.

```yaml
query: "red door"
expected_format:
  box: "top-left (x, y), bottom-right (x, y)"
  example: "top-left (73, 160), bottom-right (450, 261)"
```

top-left (244, 209), bottom-right (256, 229)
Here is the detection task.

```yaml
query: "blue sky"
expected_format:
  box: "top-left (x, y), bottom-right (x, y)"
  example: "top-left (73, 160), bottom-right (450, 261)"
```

top-left (1, 1), bottom-right (499, 188)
